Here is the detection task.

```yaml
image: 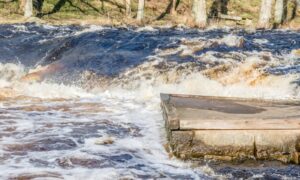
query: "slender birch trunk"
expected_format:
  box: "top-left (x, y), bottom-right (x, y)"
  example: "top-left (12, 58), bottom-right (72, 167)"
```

top-left (192, 0), bottom-right (207, 28)
top-left (125, 0), bottom-right (131, 16)
top-left (171, 0), bottom-right (177, 15)
top-left (258, 0), bottom-right (274, 29)
top-left (274, 0), bottom-right (287, 25)
top-left (24, 0), bottom-right (33, 18)
top-left (137, 0), bottom-right (145, 22)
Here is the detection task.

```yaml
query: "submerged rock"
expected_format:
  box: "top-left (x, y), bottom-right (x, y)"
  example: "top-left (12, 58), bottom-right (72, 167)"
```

top-left (5, 138), bottom-right (77, 152)
top-left (56, 157), bottom-right (104, 169)
top-left (219, 34), bottom-right (245, 48)
top-left (95, 136), bottom-right (115, 145)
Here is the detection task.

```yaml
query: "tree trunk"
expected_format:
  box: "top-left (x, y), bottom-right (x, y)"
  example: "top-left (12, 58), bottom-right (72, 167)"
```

top-left (192, 0), bottom-right (207, 28)
top-left (171, 0), bottom-right (177, 15)
top-left (24, 0), bottom-right (33, 18)
top-left (125, 0), bottom-right (131, 16)
top-left (290, 0), bottom-right (298, 20)
top-left (209, 0), bottom-right (228, 18)
top-left (137, 0), bottom-right (145, 22)
top-left (258, 0), bottom-right (274, 29)
top-left (274, 0), bottom-right (287, 25)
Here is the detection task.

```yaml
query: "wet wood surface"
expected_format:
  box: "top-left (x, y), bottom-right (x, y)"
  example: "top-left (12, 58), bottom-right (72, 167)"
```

top-left (161, 94), bottom-right (300, 130)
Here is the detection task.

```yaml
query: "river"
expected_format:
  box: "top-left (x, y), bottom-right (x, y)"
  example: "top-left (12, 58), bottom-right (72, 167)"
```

top-left (0, 23), bottom-right (300, 179)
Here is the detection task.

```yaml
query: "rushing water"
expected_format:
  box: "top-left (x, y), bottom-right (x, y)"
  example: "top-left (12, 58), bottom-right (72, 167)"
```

top-left (0, 23), bottom-right (300, 179)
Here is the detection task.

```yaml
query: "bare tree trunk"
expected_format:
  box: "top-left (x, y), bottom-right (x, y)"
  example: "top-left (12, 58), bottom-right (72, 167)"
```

top-left (171, 0), bottom-right (177, 15)
top-left (137, 0), bottom-right (145, 22)
top-left (24, 0), bottom-right (33, 18)
top-left (192, 0), bottom-right (207, 28)
top-left (209, 0), bottom-right (228, 18)
top-left (274, 0), bottom-right (287, 25)
top-left (220, 0), bottom-right (229, 14)
top-left (125, 0), bottom-right (131, 16)
top-left (290, 0), bottom-right (298, 20)
top-left (258, 0), bottom-right (274, 29)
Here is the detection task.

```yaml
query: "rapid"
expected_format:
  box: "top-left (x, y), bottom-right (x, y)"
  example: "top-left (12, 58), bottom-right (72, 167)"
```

top-left (0, 23), bottom-right (300, 179)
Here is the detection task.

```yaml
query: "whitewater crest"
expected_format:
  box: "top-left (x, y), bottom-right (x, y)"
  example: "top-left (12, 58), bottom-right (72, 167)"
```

top-left (0, 63), bottom-right (92, 99)
top-left (0, 31), bottom-right (300, 101)
top-left (78, 45), bottom-right (300, 101)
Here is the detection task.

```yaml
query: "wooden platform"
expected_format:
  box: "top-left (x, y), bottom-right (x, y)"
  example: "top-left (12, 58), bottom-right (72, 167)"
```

top-left (161, 94), bottom-right (300, 163)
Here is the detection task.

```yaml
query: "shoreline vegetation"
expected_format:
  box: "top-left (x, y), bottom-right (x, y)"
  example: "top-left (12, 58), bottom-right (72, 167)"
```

top-left (0, 0), bottom-right (300, 29)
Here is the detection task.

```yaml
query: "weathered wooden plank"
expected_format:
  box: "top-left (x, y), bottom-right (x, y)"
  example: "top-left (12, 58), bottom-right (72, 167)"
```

top-left (180, 119), bottom-right (300, 130)
top-left (161, 94), bottom-right (180, 130)
top-left (165, 93), bottom-right (300, 105)
top-left (161, 93), bottom-right (300, 163)
top-left (161, 93), bottom-right (300, 130)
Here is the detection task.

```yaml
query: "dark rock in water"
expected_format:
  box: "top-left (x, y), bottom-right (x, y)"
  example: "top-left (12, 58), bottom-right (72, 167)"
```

top-left (69, 158), bottom-right (104, 168)
top-left (56, 157), bottom-right (105, 169)
top-left (230, 169), bottom-right (254, 179)
top-left (108, 153), bottom-right (133, 163)
top-left (39, 37), bottom-right (76, 66)
top-left (5, 138), bottom-right (77, 152)
top-left (29, 158), bottom-right (51, 167)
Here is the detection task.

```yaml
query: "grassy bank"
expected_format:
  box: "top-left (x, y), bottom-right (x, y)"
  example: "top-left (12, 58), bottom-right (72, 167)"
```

top-left (0, 0), bottom-right (299, 29)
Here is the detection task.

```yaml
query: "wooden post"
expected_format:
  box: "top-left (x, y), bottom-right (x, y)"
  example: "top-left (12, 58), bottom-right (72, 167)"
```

top-left (274, 0), bottom-right (287, 25)
top-left (125, 0), bottom-right (131, 16)
top-left (258, 0), bottom-right (274, 29)
top-left (137, 0), bottom-right (145, 22)
top-left (24, 0), bottom-right (33, 18)
top-left (192, 0), bottom-right (207, 28)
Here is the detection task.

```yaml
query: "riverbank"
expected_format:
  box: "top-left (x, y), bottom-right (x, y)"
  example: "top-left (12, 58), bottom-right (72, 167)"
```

top-left (1, 15), bottom-right (300, 30)
top-left (1, 0), bottom-right (299, 29)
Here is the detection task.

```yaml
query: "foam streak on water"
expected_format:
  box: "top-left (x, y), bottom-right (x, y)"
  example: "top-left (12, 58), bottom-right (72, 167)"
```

top-left (0, 24), bottom-right (300, 179)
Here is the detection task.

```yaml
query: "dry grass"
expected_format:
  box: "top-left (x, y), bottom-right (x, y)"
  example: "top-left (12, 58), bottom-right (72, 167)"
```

top-left (0, 0), bottom-right (299, 29)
